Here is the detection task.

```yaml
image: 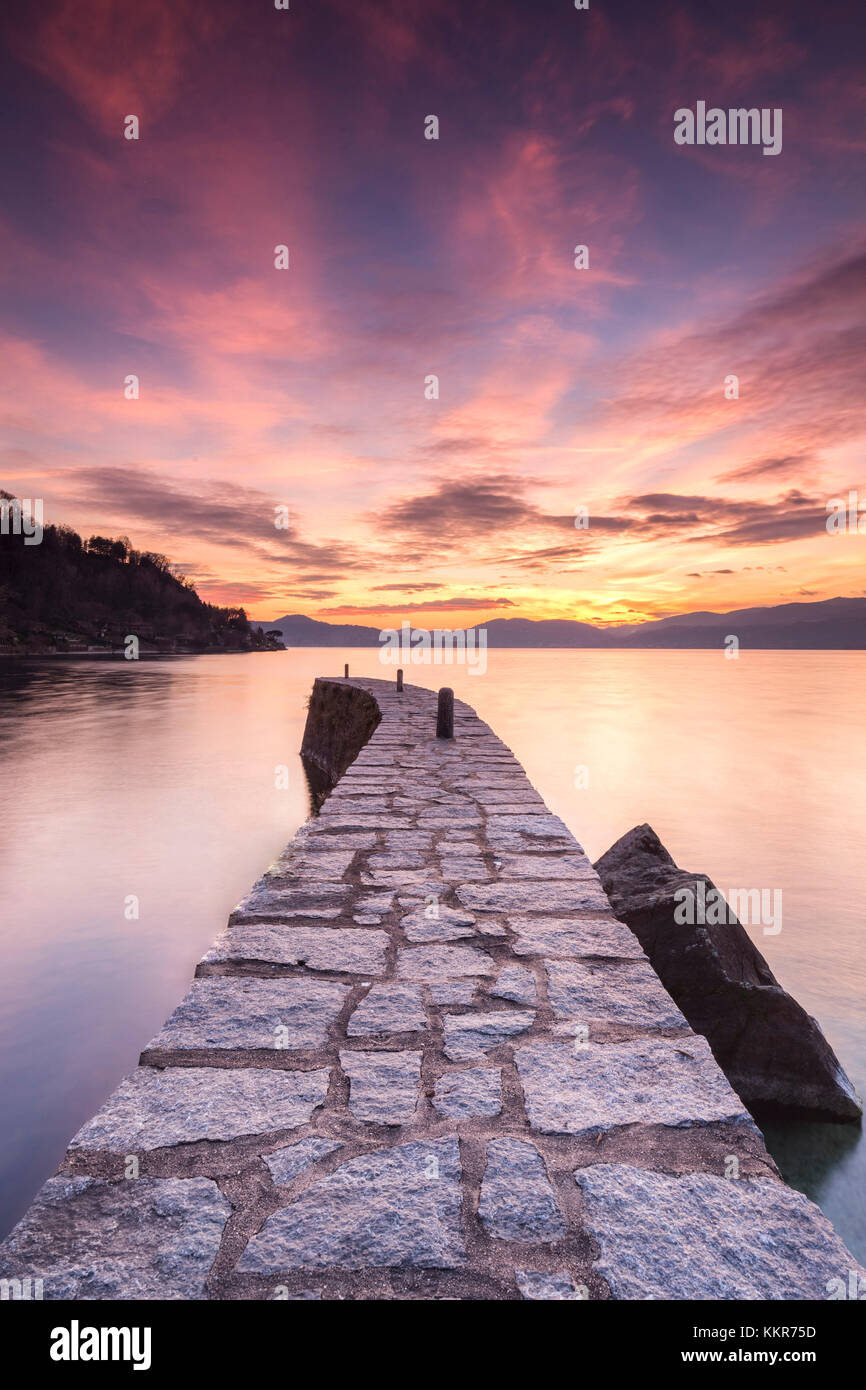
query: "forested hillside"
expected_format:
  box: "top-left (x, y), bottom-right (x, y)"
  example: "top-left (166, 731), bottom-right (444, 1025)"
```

top-left (0, 495), bottom-right (282, 654)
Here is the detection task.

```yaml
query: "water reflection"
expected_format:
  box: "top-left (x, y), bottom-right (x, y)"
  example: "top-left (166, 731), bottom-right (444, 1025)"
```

top-left (0, 649), bottom-right (863, 1262)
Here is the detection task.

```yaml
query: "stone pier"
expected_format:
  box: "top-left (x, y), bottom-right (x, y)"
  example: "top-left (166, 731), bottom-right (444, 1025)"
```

top-left (1, 676), bottom-right (863, 1300)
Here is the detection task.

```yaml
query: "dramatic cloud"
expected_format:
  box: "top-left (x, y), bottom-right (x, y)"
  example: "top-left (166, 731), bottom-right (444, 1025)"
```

top-left (381, 477), bottom-right (552, 539)
top-left (370, 582), bottom-right (445, 592)
top-left (620, 489), bottom-right (832, 546)
top-left (716, 454), bottom-right (817, 484)
top-left (1, 0), bottom-right (864, 621)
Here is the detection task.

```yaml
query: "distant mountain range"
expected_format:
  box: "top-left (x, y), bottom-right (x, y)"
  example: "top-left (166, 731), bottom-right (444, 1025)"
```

top-left (262, 598), bottom-right (866, 649)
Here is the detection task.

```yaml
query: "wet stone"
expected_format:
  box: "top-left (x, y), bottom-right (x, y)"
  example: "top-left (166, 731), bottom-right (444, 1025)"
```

top-left (574, 1165), bottom-right (866, 1301)
top-left (341, 1050), bottom-right (422, 1124)
top-left (143, 978), bottom-right (349, 1053)
top-left (265, 1137), bottom-right (343, 1186)
top-left (479, 1139), bottom-right (566, 1242)
top-left (443, 1011), bottom-right (534, 1062)
top-left (432, 1068), bottom-right (502, 1118)
top-left (236, 1139), bottom-right (465, 1272)
top-left (69, 1067), bottom-right (331, 1151)
top-left (0, 1176), bottom-right (230, 1300)
top-left (517, 1038), bottom-right (750, 1135)
top-left (202, 926), bottom-right (388, 976)
top-left (347, 982), bottom-right (426, 1035)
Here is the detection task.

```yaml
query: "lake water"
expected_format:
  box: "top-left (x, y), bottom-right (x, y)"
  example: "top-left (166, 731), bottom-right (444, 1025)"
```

top-left (1, 649), bottom-right (864, 1262)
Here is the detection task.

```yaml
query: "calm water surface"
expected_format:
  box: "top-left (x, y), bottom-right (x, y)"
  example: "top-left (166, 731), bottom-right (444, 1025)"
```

top-left (1, 649), bottom-right (863, 1261)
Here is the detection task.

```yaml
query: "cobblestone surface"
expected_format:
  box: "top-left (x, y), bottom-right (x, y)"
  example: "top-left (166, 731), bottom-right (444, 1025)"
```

top-left (2, 675), bottom-right (863, 1301)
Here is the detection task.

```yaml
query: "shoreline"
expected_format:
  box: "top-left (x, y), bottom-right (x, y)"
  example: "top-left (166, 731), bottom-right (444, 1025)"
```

top-left (0, 647), bottom-right (283, 659)
top-left (2, 645), bottom-right (866, 659)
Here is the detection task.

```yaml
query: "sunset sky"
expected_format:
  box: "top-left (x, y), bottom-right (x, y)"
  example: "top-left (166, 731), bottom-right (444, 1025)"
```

top-left (1, 0), bottom-right (864, 627)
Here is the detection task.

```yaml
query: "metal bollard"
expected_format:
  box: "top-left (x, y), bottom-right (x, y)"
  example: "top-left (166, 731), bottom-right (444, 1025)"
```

top-left (396, 668), bottom-right (404, 692)
top-left (344, 664), bottom-right (349, 678)
top-left (436, 687), bottom-right (454, 740)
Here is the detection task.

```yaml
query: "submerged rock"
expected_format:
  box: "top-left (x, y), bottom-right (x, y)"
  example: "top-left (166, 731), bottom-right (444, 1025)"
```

top-left (594, 825), bottom-right (861, 1122)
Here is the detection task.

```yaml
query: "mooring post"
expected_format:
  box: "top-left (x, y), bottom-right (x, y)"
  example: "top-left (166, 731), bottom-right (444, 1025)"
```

top-left (344, 664), bottom-right (349, 679)
top-left (436, 687), bottom-right (454, 739)
top-left (396, 668), bottom-right (403, 692)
